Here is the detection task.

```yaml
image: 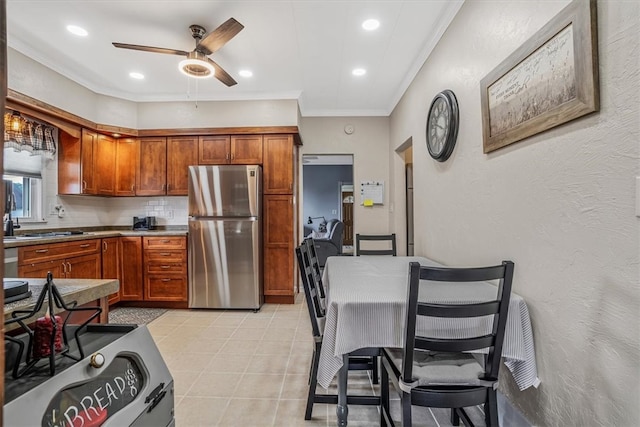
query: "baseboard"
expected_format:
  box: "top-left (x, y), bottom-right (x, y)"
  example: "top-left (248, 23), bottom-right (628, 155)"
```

top-left (498, 392), bottom-right (533, 427)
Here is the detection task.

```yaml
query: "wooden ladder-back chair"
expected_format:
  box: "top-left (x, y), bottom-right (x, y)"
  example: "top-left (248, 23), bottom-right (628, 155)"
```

top-left (295, 244), bottom-right (380, 420)
top-left (380, 261), bottom-right (514, 427)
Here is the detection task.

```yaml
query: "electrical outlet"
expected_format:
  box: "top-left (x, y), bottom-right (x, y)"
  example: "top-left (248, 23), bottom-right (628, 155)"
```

top-left (332, 209), bottom-right (337, 215)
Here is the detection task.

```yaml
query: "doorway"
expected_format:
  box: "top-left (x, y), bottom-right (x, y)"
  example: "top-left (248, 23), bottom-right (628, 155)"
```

top-left (302, 154), bottom-right (354, 249)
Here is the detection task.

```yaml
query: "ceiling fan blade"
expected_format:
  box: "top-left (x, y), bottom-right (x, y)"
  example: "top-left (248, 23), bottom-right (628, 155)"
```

top-left (197, 18), bottom-right (244, 55)
top-left (112, 42), bottom-right (189, 56)
top-left (207, 58), bottom-right (237, 87)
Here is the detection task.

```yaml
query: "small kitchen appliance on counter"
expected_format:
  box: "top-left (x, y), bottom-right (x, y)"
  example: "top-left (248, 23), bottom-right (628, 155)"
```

top-left (133, 216), bottom-right (157, 231)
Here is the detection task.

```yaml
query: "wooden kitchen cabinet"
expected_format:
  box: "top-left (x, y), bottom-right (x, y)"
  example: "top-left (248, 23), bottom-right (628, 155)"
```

top-left (102, 237), bottom-right (121, 305)
top-left (58, 128), bottom-right (98, 195)
top-left (263, 195), bottom-right (295, 303)
top-left (167, 136), bottom-right (198, 195)
top-left (263, 134), bottom-right (294, 194)
top-left (119, 237), bottom-right (143, 301)
top-left (230, 135), bottom-right (263, 164)
top-left (58, 129), bottom-right (117, 196)
top-left (136, 137), bottom-right (167, 196)
top-left (17, 239), bottom-right (101, 279)
top-left (94, 133), bottom-right (116, 195)
top-left (81, 129), bottom-right (98, 194)
top-left (65, 253), bottom-right (101, 279)
top-left (198, 135), bottom-right (263, 165)
top-left (198, 135), bottom-right (230, 164)
top-left (143, 236), bottom-right (188, 302)
top-left (115, 138), bottom-right (138, 196)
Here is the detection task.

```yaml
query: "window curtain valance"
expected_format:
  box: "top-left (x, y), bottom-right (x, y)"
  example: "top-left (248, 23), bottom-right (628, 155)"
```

top-left (4, 110), bottom-right (57, 160)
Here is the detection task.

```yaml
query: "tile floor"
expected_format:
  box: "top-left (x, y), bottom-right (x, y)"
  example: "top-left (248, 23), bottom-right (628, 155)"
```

top-left (146, 294), bottom-right (486, 426)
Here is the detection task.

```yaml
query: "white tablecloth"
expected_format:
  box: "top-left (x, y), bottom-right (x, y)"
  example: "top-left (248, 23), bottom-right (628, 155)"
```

top-left (316, 256), bottom-right (540, 391)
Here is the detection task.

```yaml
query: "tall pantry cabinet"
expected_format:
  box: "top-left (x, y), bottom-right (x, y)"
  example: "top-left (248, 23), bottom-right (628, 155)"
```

top-left (263, 135), bottom-right (297, 304)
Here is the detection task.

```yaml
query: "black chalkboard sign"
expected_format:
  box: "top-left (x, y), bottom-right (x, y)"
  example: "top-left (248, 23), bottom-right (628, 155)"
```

top-left (42, 355), bottom-right (144, 427)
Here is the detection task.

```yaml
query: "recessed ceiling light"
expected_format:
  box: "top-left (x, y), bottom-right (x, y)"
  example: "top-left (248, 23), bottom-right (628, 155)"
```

top-left (362, 19), bottom-right (380, 31)
top-left (129, 72), bottom-right (145, 80)
top-left (352, 68), bottom-right (367, 77)
top-left (66, 25), bottom-right (88, 37)
top-left (239, 69), bottom-right (253, 78)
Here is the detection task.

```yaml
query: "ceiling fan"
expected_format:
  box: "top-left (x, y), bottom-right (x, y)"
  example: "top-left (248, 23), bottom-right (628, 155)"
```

top-left (112, 18), bottom-right (244, 86)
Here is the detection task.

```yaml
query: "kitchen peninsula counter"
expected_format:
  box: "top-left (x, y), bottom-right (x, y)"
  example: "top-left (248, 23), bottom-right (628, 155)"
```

top-left (4, 278), bottom-right (118, 331)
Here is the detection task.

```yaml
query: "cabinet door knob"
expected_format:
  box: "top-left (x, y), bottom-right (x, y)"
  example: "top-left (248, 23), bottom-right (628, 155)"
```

top-left (103, 241), bottom-right (107, 252)
top-left (80, 244), bottom-right (90, 248)
top-left (35, 249), bottom-right (49, 253)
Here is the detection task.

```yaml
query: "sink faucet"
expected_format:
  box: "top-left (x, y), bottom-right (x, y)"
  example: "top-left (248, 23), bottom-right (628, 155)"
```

top-left (4, 215), bottom-right (19, 237)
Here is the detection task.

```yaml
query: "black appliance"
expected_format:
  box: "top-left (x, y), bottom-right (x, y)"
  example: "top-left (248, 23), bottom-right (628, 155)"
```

top-left (133, 216), bottom-right (157, 231)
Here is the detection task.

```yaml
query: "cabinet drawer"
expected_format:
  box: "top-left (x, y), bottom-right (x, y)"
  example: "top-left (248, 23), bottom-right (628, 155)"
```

top-left (144, 275), bottom-right (187, 301)
top-left (145, 250), bottom-right (186, 262)
top-left (146, 262), bottom-right (186, 274)
top-left (143, 237), bottom-right (186, 250)
top-left (19, 239), bottom-right (100, 265)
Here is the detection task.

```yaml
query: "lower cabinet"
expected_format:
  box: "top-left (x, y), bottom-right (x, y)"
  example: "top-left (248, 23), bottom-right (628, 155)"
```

top-left (263, 195), bottom-right (295, 304)
top-left (17, 239), bottom-right (101, 279)
top-left (101, 237), bottom-right (121, 305)
top-left (143, 236), bottom-right (188, 302)
top-left (119, 237), bottom-right (143, 301)
top-left (16, 235), bottom-right (189, 307)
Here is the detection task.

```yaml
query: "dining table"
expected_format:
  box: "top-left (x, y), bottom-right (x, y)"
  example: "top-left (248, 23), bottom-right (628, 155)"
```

top-left (317, 255), bottom-right (539, 426)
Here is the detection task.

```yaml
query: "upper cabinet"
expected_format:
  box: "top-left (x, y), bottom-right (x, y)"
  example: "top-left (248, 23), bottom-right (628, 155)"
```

top-left (198, 135), bottom-right (263, 165)
top-left (80, 129), bottom-right (97, 194)
top-left (114, 138), bottom-right (139, 196)
top-left (58, 129), bottom-right (115, 196)
top-left (263, 134), bottom-right (294, 194)
top-left (167, 136), bottom-right (198, 195)
top-left (59, 128), bottom-right (298, 198)
top-left (230, 135), bottom-right (263, 164)
top-left (136, 137), bottom-right (167, 196)
top-left (94, 133), bottom-right (116, 195)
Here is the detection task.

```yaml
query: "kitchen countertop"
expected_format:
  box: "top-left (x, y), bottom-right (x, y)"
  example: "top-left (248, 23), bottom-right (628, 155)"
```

top-left (4, 278), bottom-right (119, 331)
top-left (4, 229), bottom-right (188, 248)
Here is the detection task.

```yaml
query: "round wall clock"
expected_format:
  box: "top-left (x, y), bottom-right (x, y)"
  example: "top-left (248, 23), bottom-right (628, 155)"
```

top-left (426, 89), bottom-right (459, 162)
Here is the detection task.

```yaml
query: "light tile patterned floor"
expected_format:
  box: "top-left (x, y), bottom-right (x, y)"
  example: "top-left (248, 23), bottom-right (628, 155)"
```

top-left (147, 294), bottom-right (486, 426)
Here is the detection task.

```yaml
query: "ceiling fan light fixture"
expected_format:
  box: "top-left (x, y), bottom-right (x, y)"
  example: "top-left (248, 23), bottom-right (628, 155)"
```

top-left (179, 51), bottom-right (215, 79)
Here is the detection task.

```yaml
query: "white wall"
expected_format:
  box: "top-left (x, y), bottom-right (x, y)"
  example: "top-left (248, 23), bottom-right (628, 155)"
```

top-left (389, 1), bottom-right (640, 426)
top-left (298, 116), bottom-right (390, 240)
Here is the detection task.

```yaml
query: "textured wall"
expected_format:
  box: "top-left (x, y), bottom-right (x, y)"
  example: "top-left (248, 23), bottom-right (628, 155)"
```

top-left (298, 116), bottom-right (391, 239)
top-left (389, 1), bottom-right (640, 425)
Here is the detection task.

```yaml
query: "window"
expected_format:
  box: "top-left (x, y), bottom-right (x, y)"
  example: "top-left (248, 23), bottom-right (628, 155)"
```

top-left (4, 149), bottom-right (44, 222)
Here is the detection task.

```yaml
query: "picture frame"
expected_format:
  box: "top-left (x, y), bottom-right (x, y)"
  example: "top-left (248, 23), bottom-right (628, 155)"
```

top-left (480, 0), bottom-right (599, 153)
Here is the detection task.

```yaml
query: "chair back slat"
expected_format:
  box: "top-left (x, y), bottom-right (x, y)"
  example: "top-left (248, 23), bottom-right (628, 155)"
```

top-left (417, 301), bottom-right (500, 318)
top-left (419, 264), bottom-right (506, 282)
top-left (401, 261), bottom-right (514, 384)
top-left (356, 233), bottom-right (397, 256)
top-left (414, 336), bottom-right (495, 353)
top-left (295, 244), bottom-right (325, 338)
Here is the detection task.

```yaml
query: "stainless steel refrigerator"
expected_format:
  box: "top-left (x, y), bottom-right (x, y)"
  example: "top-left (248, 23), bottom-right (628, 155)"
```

top-left (188, 165), bottom-right (263, 309)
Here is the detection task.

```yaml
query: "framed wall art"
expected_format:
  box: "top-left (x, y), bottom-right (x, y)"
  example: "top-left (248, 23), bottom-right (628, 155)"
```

top-left (480, 0), bottom-right (599, 153)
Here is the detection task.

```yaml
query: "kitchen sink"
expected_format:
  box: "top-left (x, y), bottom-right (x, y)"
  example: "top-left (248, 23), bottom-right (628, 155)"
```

top-left (4, 231), bottom-right (90, 241)
top-left (21, 230), bottom-right (88, 238)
